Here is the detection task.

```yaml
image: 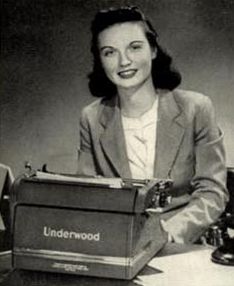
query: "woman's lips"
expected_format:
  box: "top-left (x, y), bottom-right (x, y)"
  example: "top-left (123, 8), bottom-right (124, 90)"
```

top-left (118, 69), bottom-right (137, 79)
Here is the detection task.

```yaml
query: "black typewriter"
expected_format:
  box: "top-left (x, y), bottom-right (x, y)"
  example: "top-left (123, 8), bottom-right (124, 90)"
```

top-left (11, 166), bottom-right (173, 279)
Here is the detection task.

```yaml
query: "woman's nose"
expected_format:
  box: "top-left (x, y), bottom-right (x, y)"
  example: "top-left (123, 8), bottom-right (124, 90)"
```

top-left (119, 50), bottom-right (132, 67)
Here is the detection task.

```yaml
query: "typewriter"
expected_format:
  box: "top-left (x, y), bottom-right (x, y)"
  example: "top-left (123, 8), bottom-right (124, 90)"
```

top-left (11, 168), bottom-right (173, 279)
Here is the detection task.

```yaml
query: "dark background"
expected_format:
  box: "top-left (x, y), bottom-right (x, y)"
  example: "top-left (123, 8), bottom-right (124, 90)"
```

top-left (1, 0), bottom-right (234, 176)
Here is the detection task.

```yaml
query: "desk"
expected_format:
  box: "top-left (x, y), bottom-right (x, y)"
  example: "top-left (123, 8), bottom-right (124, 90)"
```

top-left (0, 244), bottom-right (233, 286)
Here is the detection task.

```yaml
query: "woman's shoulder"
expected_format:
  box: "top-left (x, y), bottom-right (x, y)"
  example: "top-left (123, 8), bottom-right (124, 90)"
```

top-left (80, 96), bottom-right (115, 122)
top-left (81, 98), bottom-right (106, 119)
top-left (81, 98), bottom-right (103, 114)
top-left (172, 89), bottom-right (214, 113)
top-left (173, 89), bottom-right (210, 102)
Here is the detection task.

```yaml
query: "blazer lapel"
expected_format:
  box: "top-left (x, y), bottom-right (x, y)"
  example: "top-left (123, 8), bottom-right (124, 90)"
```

top-left (154, 91), bottom-right (186, 179)
top-left (98, 91), bottom-right (185, 179)
top-left (99, 97), bottom-right (131, 178)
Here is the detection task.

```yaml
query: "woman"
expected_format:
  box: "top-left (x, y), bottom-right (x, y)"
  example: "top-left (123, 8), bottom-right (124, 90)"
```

top-left (78, 6), bottom-right (228, 243)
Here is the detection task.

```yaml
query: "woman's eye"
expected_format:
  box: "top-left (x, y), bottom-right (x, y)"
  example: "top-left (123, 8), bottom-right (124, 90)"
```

top-left (130, 44), bottom-right (143, 51)
top-left (102, 49), bottom-right (116, 57)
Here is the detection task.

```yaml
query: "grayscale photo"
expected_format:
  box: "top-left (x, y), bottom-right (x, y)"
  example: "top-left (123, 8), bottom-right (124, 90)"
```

top-left (1, 0), bottom-right (234, 285)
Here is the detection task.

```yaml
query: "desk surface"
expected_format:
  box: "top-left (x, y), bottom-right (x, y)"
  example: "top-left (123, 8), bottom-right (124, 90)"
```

top-left (0, 244), bottom-right (233, 286)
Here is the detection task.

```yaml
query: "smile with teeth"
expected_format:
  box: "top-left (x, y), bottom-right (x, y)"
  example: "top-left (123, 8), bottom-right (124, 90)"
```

top-left (118, 69), bottom-right (137, 79)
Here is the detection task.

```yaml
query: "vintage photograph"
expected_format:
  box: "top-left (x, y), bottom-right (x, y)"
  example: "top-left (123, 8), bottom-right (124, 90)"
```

top-left (1, 0), bottom-right (234, 285)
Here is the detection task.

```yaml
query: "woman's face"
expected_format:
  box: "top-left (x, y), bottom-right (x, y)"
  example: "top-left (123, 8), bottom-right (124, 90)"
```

top-left (98, 22), bottom-right (156, 91)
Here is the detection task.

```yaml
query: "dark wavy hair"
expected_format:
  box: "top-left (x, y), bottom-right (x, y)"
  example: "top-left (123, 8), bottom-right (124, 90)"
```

top-left (88, 6), bottom-right (181, 98)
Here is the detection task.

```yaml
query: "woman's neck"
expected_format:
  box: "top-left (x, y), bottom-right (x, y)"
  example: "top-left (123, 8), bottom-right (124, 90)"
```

top-left (118, 79), bottom-right (158, 118)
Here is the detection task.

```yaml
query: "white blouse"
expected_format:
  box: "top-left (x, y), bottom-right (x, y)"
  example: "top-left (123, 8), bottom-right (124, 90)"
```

top-left (121, 98), bottom-right (158, 179)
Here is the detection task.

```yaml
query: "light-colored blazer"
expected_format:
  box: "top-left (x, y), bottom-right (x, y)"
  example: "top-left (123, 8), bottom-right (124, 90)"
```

top-left (78, 89), bottom-right (229, 243)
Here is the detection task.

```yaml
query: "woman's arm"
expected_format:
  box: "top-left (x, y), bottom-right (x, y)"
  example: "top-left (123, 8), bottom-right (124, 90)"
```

top-left (162, 96), bottom-right (229, 243)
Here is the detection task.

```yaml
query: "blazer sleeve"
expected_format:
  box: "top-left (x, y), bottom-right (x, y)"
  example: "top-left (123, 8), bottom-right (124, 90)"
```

top-left (77, 108), bottom-right (98, 176)
top-left (163, 96), bottom-right (229, 243)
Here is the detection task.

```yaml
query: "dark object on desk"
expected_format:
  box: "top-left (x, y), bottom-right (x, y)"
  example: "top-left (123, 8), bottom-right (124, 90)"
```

top-left (211, 168), bottom-right (234, 266)
top-left (209, 213), bottom-right (234, 266)
top-left (226, 167), bottom-right (234, 216)
top-left (207, 167), bottom-right (234, 266)
top-left (11, 171), bottom-right (172, 280)
top-left (211, 238), bottom-right (234, 266)
top-left (0, 167), bottom-right (11, 252)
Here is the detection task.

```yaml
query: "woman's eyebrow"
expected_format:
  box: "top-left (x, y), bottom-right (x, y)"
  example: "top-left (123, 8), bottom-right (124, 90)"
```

top-left (130, 40), bottom-right (144, 44)
top-left (100, 46), bottom-right (114, 51)
top-left (100, 40), bottom-right (144, 51)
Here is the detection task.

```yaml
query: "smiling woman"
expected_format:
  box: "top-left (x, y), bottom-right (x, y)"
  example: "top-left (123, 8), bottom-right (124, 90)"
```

top-left (98, 22), bottom-right (156, 94)
top-left (77, 6), bottom-right (228, 244)
top-left (88, 6), bottom-right (181, 99)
